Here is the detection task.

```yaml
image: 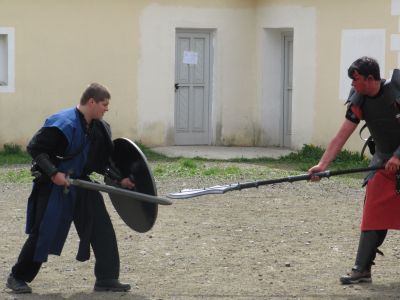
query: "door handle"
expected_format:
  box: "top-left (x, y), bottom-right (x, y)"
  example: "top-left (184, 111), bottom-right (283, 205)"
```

top-left (174, 83), bottom-right (180, 91)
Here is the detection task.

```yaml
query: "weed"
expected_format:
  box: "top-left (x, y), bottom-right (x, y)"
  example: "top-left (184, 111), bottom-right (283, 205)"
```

top-left (3, 143), bottom-right (23, 154)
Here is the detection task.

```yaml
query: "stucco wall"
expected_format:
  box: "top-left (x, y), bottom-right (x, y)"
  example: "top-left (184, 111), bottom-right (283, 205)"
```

top-left (255, 0), bottom-right (398, 151)
top-left (313, 0), bottom-right (397, 151)
top-left (0, 0), bottom-right (146, 146)
top-left (138, 2), bottom-right (257, 146)
top-left (0, 0), bottom-right (399, 151)
top-left (0, 0), bottom-right (258, 148)
top-left (256, 3), bottom-right (316, 148)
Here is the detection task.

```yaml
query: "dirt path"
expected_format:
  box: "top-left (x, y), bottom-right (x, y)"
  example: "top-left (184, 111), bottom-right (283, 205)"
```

top-left (1, 164), bottom-right (400, 299)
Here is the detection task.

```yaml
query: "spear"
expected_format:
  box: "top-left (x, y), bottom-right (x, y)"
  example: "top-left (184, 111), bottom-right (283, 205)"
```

top-left (167, 166), bottom-right (383, 199)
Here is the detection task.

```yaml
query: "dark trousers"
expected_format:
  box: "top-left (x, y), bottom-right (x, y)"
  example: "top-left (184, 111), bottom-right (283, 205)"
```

top-left (354, 230), bottom-right (387, 271)
top-left (11, 184), bottom-right (119, 283)
top-left (82, 190), bottom-right (120, 280)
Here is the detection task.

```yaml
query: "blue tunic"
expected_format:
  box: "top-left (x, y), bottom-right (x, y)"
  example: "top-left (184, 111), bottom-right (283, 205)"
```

top-left (26, 107), bottom-right (90, 262)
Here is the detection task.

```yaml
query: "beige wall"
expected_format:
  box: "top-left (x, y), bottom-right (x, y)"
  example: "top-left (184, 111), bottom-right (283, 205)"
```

top-left (256, 2), bottom-right (317, 148)
top-left (0, 0), bottom-right (399, 152)
top-left (313, 0), bottom-right (397, 151)
top-left (256, 0), bottom-right (398, 151)
top-left (138, 2), bottom-right (257, 146)
top-left (0, 0), bottom-right (146, 146)
top-left (0, 0), bottom-right (257, 148)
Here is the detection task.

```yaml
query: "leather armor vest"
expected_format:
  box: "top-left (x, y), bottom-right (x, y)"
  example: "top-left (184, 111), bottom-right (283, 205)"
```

top-left (363, 84), bottom-right (400, 154)
top-left (349, 70), bottom-right (400, 156)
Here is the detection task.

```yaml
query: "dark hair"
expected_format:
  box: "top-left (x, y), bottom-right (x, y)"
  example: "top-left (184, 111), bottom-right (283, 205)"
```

top-left (80, 83), bottom-right (111, 105)
top-left (347, 56), bottom-right (381, 80)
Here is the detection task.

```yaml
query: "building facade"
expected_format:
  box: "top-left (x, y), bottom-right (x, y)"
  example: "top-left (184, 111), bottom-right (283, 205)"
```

top-left (0, 0), bottom-right (399, 151)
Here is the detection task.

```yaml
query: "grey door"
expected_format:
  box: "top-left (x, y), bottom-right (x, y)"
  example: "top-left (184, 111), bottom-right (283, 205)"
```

top-left (282, 32), bottom-right (293, 148)
top-left (175, 30), bottom-right (211, 145)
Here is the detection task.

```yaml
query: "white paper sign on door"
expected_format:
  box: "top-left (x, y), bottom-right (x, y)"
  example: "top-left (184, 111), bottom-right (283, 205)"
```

top-left (183, 51), bottom-right (198, 65)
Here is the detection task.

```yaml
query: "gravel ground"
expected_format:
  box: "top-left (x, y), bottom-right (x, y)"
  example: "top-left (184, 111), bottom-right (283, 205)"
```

top-left (2, 163), bottom-right (400, 299)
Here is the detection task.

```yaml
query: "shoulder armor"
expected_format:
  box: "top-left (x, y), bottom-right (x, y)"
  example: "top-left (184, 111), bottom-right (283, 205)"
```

top-left (346, 88), bottom-right (364, 106)
top-left (391, 68), bottom-right (400, 89)
top-left (383, 69), bottom-right (400, 104)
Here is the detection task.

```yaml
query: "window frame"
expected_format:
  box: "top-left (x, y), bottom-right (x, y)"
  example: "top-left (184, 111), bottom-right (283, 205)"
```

top-left (0, 27), bottom-right (15, 93)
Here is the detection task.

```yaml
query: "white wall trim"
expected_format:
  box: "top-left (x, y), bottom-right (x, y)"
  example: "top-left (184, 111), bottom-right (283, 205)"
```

top-left (392, 0), bottom-right (400, 15)
top-left (339, 29), bottom-right (385, 101)
top-left (258, 5), bottom-right (317, 149)
top-left (0, 27), bottom-right (15, 93)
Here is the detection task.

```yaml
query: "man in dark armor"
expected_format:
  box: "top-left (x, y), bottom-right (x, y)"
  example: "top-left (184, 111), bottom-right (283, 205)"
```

top-left (6, 83), bottom-right (134, 293)
top-left (309, 56), bottom-right (400, 284)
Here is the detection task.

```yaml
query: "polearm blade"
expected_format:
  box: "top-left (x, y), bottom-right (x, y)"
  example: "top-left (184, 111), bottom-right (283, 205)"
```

top-left (69, 178), bottom-right (172, 205)
top-left (167, 166), bottom-right (384, 199)
top-left (168, 184), bottom-right (240, 199)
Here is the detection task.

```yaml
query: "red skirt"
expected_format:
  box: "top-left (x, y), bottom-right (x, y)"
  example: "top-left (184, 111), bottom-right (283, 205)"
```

top-left (361, 170), bottom-right (400, 230)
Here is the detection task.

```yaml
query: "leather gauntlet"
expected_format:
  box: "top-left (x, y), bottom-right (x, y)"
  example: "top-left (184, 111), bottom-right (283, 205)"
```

top-left (33, 153), bottom-right (58, 178)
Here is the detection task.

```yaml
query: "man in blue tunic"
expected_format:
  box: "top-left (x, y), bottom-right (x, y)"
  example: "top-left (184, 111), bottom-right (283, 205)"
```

top-left (6, 83), bottom-right (134, 293)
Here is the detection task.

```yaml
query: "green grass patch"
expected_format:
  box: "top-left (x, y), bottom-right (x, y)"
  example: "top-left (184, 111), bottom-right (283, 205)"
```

top-left (0, 168), bottom-right (32, 183)
top-left (278, 144), bottom-right (369, 171)
top-left (153, 158), bottom-right (242, 178)
top-left (0, 143), bottom-right (372, 183)
top-left (153, 158), bottom-right (201, 177)
top-left (230, 144), bottom-right (369, 172)
top-left (202, 165), bottom-right (241, 176)
top-left (150, 144), bottom-right (371, 180)
top-left (0, 143), bottom-right (31, 165)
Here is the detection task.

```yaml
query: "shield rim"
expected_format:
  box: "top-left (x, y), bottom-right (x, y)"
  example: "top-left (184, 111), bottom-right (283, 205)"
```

top-left (107, 137), bottom-right (158, 232)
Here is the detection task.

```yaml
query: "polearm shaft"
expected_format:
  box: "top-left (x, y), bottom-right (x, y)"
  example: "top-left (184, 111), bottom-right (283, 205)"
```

top-left (68, 178), bottom-right (172, 205)
top-left (167, 166), bottom-right (384, 199)
top-left (235, 166), bottom-right (384, 188)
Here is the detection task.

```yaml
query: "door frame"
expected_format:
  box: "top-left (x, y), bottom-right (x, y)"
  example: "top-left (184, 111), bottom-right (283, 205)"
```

top-left (174, 28), bottom-right (214, 145)
top-left (262, 28), bottom-right (294, 148)
top-left (281, 31), bottom-right (293, 148)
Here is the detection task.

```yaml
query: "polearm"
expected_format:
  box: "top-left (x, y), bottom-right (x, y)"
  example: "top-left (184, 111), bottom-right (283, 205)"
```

top-left (167, 166), bottom-right (384, 199)
top-left (67, 178), bottom-right (173, 205)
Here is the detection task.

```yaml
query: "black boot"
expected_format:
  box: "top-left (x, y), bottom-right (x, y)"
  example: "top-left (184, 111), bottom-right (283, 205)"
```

top-left (6, 274), bottom-right (32, 294)
top-left (340, 230), bottom-right (386, 285)
top-left (340, 266), bottom-right (371, 284)
top-left (94, 279), bottom-right (131, 292)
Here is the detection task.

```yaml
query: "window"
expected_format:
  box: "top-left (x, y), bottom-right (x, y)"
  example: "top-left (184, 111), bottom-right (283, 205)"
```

top-left (0, 27), bottom-right (15, 93)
